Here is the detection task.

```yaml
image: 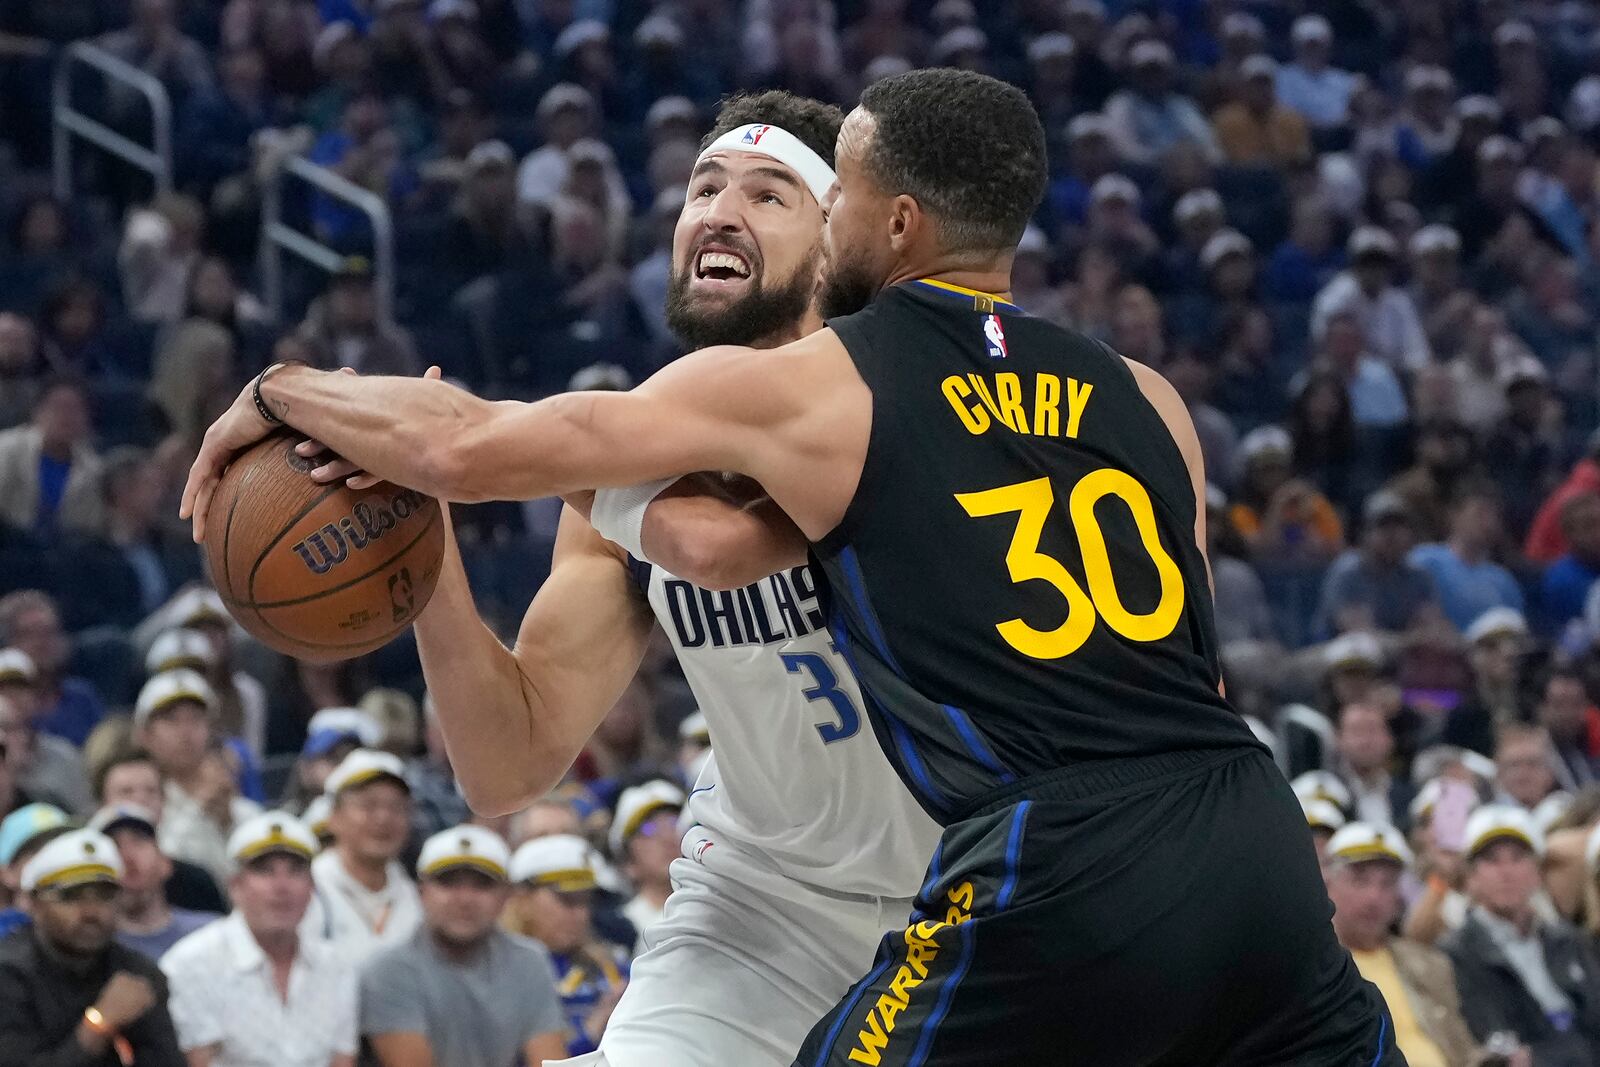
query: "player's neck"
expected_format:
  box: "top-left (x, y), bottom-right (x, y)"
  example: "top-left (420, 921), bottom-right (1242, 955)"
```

top-left (750, 307), bottom-right (821, 349)
top-left (885, 254), bottom-right (1015, 304)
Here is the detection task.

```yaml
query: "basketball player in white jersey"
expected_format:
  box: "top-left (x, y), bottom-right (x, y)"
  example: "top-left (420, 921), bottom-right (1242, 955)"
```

top-left (288, 93), bottom-right (940, 1066)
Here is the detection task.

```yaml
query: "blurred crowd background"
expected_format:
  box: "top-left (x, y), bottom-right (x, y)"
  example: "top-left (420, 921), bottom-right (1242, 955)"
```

top-left (3, 0), bottom-right (1600, 1063)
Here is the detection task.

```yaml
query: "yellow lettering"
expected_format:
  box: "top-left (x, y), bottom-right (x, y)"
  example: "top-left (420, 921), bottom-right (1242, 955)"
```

top-left (940, 375), bottom-right (989, 435)
top-left (1064, 379), bottom-right (1093, 438)
top-left (905, 938), bottom-right (937, 979)
top-left (994, 373), bottom-right (1029, 434)
top-left (909, 920), bottom-right (946, 944)
top-left (967, 375), bottom-right (1004, 426)
top-left (849, 1013), bottom-right (890, 1065)
top-left (1034, 374), bottom-right (1061, 437)
top-left (946, 881), bottom-right (975, 912)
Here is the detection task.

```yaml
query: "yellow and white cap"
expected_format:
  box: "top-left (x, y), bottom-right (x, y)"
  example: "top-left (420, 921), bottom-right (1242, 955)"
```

top-left (171, 587), bottom-right (229, 628)
top-left (417, 824), bottom-right (510, 881)
top-left (303, 795), bottom-right (333, 839)
top-left (1301, 797), bottom-right (1347, 834)
top-left (609, 780), bottom-right (685, 855)
top-left (0, 647), bottom-right (36, 684)
top-left (1534, 792), bottom-right (1573, 834)
top-left (1291, 771), bottom-right (1352, 814)
top-left (1464, 803), bottom-right (1543, 860)
top-left (510, 833), bottom-right (600, 892)
top-left (145, 629), bottom-right (217, 675)
top-left (323, 749), bottom-right (409, 797)
top-left (1326, 822), bottom-right (1413, 868)
top-left (227, 811), bottom-right (318, 866)
top-left (678, 711), bottom-right (709, 745)
top-left (134, 668), bottom-right (216, 726)
top-left (21, 828), bottom-right (124, 892)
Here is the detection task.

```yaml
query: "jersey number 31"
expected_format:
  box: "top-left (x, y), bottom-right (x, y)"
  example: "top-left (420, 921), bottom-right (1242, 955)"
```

top-left (781, 648), bottom-right (862, 744)
top-left (956, 471), bottom-right (1185, 660)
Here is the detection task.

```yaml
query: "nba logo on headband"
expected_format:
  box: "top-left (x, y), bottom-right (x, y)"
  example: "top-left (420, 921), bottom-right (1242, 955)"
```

top-left (742, 125), bottom-right (771, 145)
top-left (983, 314), bottom-right (1009, 359)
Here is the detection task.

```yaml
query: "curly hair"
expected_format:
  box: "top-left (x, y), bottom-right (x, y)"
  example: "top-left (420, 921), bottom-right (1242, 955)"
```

top-left (857, 68), bottom-right (1046, 255)
top-left (701, 90), bottom-right (845, 168)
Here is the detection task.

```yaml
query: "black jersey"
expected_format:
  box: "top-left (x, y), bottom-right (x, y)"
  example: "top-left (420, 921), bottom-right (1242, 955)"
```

top-left (813, 281), bottom-right (1258, 823)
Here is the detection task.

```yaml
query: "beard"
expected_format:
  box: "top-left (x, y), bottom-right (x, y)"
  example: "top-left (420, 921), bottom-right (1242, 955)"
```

top-left (817, 242), bottom-right (880, 321)
top-left (665, 242), bottom-right (820, 350)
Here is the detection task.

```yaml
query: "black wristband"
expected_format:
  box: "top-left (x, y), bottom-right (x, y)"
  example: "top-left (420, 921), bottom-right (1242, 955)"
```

top-left (252, 360), bottom-right (306, 425)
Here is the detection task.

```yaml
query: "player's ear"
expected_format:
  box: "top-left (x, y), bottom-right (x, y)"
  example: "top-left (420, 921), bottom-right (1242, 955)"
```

top-left (887, 194), bottom-right (920, 252)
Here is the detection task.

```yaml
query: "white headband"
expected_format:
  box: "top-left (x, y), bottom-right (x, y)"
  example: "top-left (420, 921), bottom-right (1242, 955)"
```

top-left (694, 123), bottom-right (836, 203)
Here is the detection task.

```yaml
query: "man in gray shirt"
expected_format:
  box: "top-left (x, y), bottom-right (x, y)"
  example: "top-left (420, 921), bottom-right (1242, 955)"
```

top-left (360, 824), bottom-right (567, 1067)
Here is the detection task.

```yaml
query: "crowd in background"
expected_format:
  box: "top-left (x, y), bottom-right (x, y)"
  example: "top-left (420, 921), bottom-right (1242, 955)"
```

top-left (2, 0), bottom-right (1600, 1063)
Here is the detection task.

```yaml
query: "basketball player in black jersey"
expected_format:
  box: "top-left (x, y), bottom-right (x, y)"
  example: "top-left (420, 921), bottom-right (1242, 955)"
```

top-left (185, 69), bottom-right (1401, 1065)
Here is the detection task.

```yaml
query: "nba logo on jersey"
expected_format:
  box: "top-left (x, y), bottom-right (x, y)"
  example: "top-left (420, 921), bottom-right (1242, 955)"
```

top-left (743, 125), bottom-right (771, 145)
top-left (983, 314), bottom-right (1009, 359)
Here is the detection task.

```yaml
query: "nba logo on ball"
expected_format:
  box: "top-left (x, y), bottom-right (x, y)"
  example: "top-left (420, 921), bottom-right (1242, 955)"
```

top-left (742, 124), bottom-right (770, 145)
top-left (983, 314), bottom-right (1009, 359)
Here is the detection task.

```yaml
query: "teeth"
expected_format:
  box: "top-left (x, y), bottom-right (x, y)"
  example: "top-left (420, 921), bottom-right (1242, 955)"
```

top-left (698, 251), bottom-right (750, 276)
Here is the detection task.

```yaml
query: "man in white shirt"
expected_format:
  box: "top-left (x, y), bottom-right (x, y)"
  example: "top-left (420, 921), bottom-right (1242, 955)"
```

top-left (162, 810), bottom-right (357, 1067)
top-left (137, 669), bottom-right (260, 883)
top-left (1274, 15), bottom-right (1359, 130)
top-left (301, 749), bottom-right (421, 963)
top-left (608, 781), bottom-right (682, 942)
top-left (1312, 226), bottom-right (1433, 373)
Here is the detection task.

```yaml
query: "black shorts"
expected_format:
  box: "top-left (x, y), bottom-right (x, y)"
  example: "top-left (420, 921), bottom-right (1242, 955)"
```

top-left (793, 746), bottom-right (1405, 1067)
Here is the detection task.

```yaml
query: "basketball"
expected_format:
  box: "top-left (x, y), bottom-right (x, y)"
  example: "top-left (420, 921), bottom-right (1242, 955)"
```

top-left (203, 432), bottom-right (444, 662)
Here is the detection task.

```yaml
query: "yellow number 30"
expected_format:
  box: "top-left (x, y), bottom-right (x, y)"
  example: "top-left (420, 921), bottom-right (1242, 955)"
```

top-left (955, 472), bottom-right (1186, 660)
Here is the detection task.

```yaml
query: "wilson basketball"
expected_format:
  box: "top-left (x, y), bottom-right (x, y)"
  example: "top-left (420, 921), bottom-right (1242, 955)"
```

top-left (204, 432), bottom-right (444, 662)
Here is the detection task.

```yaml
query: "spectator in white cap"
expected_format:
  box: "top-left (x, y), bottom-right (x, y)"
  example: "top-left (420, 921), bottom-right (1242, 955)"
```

top-left (92, 749), bottom-right (227, 915)
top-left (1053, 113), bottom-right (1122, 227)
top-left (1228, 424), bottom-right (1345, 561)
top-left (1102, 38), bottom-right (1220, 166)
top-left (1323, 823), bottom-right (1504, 1067)
top-left (1445, 806), bottom-right (1600, 1061)
top-left (1305, 305), bottom-right (1410, 431)
top-left (137, 669), bottom-right (262, 885)
top-left (1408, 223), bottom-right (1475, 358)
top-left (1311, 225), bottom-right (1432, 372)
top-left (1171, 187), bottom-right (1225, 258)
top-left (361, 825), bottom-right (566, 1067)
top-left (507, 833), bottom-right (629, 1058)
top-left (611, 779), bottom-right (683, 939)
top-left (1314, 489), bottom-right (1439, 641)
top-left (1276, 14), bottom-right (1358, 130)
top-left (0, 651), bottom-right (92, 815)
top-left (1534, 668), bottom-right (1600, 793)
top-left (517, 83), bottom-right (598, 208)
top-left (90, 804), bottom-right (215, 960)
top-left (0, 589), bottom-right (106, 748)
top-left (161, 810), bottom-right (356, 1067)
top-left (1213, 53), bottom-right (1311, 168)
top-left (0, 827), bottom-right (186, 1064)
top-left (1301, 796), bottom-right (1346, 866)
top-left (1394, 65), bottom-right (1457, 168)
top-left (142, 587), bottom-right (267, 766)
top-left (439, 138), bottom-right (531, 290)
top-left (302, 749), bottom-right (420, 963)
top-left (1293, 769), bottom-right (1356, 818)
top-left (1441, 605), bottom-right (1532, 759)
top-left (288, 705), bottom-right (380, 813)
top-left (1411, 490), bottom-right (1526, 633)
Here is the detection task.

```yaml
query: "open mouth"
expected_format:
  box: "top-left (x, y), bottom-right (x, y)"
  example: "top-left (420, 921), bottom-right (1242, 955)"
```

top-left (694, 247), bottom-right (753, 284)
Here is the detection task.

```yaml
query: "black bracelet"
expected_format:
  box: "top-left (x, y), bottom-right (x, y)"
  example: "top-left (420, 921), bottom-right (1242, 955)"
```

top-left (252, 360), bottom-right (306, 425)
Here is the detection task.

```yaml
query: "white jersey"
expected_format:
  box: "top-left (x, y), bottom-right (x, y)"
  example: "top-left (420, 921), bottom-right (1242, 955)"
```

top-left (636, 559), bottom-right (940, 898)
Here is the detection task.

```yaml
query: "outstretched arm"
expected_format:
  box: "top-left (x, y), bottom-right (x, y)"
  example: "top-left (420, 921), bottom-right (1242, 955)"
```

top-left (182, 335), bottom-right (859, 543)
top-left (416, 503), bottom-right (655, 816)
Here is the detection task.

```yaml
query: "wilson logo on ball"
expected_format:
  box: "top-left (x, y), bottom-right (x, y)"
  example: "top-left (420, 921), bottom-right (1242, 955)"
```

top-left (290, 489), bottom-right (430, 575)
